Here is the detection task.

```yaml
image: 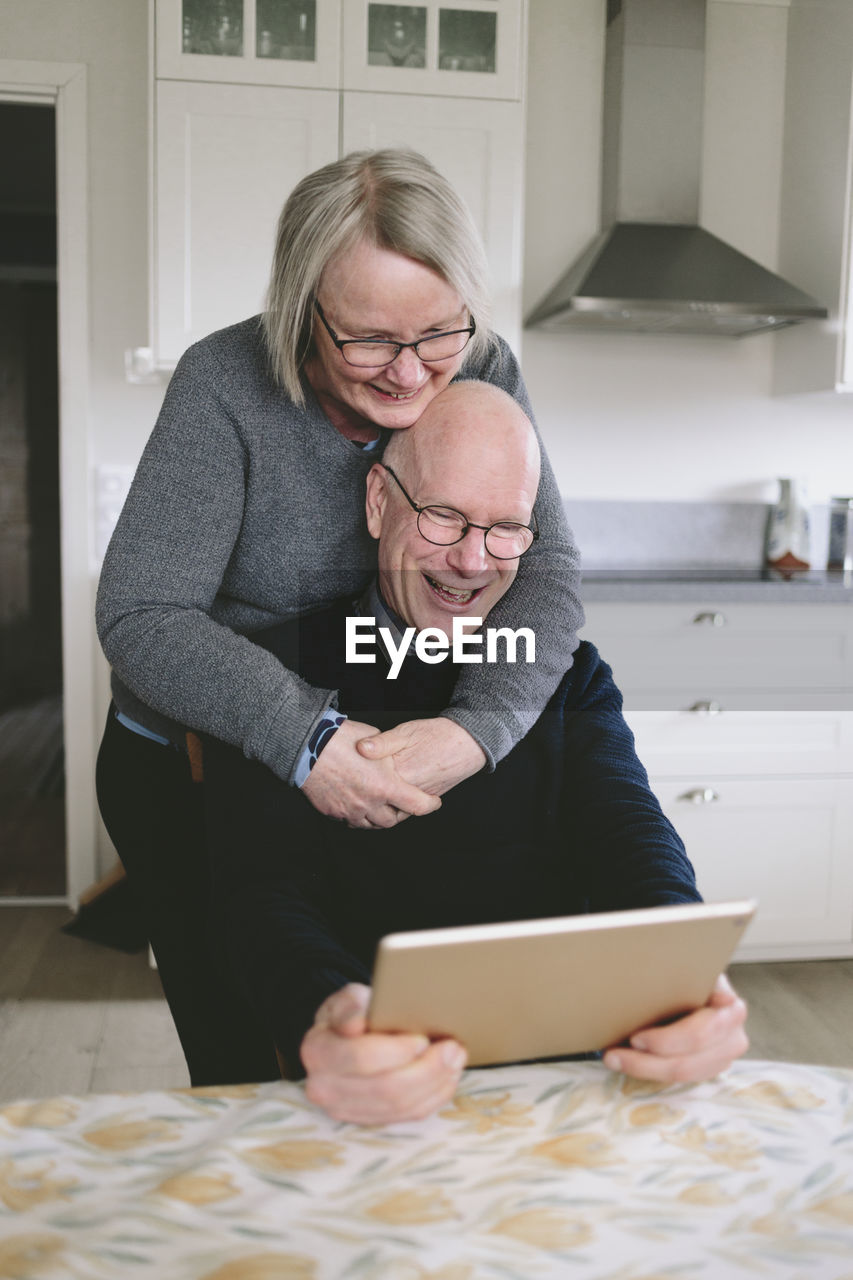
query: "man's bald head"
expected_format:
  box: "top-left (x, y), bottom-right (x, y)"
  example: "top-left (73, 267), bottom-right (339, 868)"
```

top-left (365, 382), bottom-right (541, 632)
top-left (382, 382), bottom-right (540, 502)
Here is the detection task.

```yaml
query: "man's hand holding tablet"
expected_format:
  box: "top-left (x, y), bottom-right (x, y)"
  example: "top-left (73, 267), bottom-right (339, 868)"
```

top-left (301, 902), bottom-right (754, 1125)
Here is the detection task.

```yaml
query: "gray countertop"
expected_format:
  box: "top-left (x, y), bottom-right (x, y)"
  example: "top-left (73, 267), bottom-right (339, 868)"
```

top-left (581, 569), bottom-right (853, 604)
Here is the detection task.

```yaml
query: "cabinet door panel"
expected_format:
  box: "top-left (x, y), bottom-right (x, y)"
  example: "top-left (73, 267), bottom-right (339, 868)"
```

top-left (154, 81), bottom-right (339, 366)
top-left (342, 92), bottom-right (523, 352)
top-left (655, 776), bottom-right (853, 951)
top-left (583, 603), bottom-right (853, 692)
top-left (628, 709), bottom-right (853, 776)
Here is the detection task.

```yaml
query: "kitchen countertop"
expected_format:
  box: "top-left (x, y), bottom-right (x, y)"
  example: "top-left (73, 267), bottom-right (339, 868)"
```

top-left (581, 568), bottom-right (853, 604)
top-left (565, 500), bottom-right (852, 602)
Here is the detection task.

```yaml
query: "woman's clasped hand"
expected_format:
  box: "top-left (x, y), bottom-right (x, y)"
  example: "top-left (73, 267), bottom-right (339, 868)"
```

top-left (301, 718), bottom-right (441, 829)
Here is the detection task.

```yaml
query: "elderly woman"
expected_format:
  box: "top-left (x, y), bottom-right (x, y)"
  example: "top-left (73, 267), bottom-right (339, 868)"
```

top-left (96, 149), bottom-right (583, 1085)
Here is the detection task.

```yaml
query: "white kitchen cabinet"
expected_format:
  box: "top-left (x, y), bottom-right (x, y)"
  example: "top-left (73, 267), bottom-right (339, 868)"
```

top-left (153, 81), bottom-right (339, 366)
top-left (156, 0), bottom-right (342, 87)
top-left (773, 0), bottom-right (853, 393)
top-left (583, 600), bottom-right (853, 959)
top-left (653, 776), bottom-right (853, 952)
top-left (341, 0), bottom-right (525, 100)
top-left (629, 709), bottom-right (853, 778)
top-left (342, 92), bottom-right (524, 349)
top-left (148, 0), bottom-right (528, 369)
top-left (584, 603), bottom-right (853, 703)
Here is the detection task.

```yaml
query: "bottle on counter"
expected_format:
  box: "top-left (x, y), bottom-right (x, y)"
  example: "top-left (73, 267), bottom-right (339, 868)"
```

top-left (828, 496), bottom-right (853, 572)
top-left (765, 477), bottom-right (810, 572)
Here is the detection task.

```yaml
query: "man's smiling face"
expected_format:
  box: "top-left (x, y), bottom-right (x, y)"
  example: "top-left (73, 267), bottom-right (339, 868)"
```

top-left (365, 383), bottom-right (540, 635)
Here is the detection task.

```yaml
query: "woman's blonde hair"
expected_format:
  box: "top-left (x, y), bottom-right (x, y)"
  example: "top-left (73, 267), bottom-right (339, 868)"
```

top-left (263, 148), bottom-right (495, 402)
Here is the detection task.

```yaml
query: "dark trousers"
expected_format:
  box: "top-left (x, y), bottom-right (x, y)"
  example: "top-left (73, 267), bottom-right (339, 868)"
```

top-left (95, 708), bottom-right (280, 1086)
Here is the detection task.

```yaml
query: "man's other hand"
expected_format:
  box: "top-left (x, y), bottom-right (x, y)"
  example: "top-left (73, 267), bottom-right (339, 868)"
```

top-left (356, 717), bottom-right (487, 797)
top-left (301, 984), bottom-right (467, 1125)
top-left (602, 973), bottom-right (749, 1083)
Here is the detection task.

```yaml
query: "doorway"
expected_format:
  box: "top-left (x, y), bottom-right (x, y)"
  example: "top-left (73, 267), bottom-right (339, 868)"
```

top-left (0, 61), bottom-right (94, 907)
top-left (0, 102), bottom-right (64, 897)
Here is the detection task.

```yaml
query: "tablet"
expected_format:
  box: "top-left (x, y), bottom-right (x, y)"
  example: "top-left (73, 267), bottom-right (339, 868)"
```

top-left (368, 900), bottom-right (756, 1066)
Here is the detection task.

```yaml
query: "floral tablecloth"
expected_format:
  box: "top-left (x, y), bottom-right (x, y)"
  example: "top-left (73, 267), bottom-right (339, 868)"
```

top-left (1, 1059), bottom-right (852, 1279)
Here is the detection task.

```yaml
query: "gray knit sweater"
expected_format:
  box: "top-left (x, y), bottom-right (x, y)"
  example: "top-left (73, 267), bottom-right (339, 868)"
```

top-left (96, 316), bottom-right (584, 779)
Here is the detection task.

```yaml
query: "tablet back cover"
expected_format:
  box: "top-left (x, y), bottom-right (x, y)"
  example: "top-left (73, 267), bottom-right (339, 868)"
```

top-left (368, 901), bottom-right (755, 1066)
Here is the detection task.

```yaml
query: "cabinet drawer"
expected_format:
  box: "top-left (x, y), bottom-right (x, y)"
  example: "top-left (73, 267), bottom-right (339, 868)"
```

top-left (583, 603), bottom-right (853, 693)
top-left (654, 776), bottom-right (853, 952)
top-left (627, 709), bottom-right (853, 776)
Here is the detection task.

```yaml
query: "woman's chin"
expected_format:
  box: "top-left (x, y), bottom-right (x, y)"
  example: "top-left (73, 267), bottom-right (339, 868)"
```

top-left (368, 398), bottom-right (425, 430)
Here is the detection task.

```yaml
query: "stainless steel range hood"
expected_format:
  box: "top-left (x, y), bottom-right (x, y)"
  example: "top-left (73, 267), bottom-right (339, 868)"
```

top-left (526, 0), bottom-right (828, 338)
top-left (525, 222), bottom-right (828, 336)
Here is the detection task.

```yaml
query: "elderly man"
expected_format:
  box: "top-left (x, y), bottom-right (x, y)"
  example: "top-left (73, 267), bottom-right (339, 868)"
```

top-left (204, 382), bottom-right (747, 1124)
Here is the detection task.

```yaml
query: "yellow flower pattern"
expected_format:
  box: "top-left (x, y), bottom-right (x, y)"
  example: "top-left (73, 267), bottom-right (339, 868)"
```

top-left (82, 1117), bottom-right (180, 1151)
top-left (242, 1139), bottom-right (345, 1174)
top-left (0, 1160), bottom-right (77, 1212)
top-left (629, 1102), bottom-right (685, 1127)
top-left (440, 1091), bottom-right (535, 1134)
top-left (0, 1233), bottom-right (66, 1278)
top-left (677, 1182), bottom-right (735, 1206)
top-left (733, 1080), bottom-right (825, 1111)
top-left (0, 1060), bottom-right (849, 1278)
top-left (665, 1121), bottom-right (762, 1170)
top-left (1, 1099), bottom-right (78, 1130)
top-left (489, 1208), bottom-right (593, 1250)
top-left (365, 1188), bottom-right (457, 1225)
top-left (154, 1171), bottom-right (240, 1205)
top-left (531, 1130), bottom-right (618, 1166)
top-left (808, 1192), bottom-right (853, 1226)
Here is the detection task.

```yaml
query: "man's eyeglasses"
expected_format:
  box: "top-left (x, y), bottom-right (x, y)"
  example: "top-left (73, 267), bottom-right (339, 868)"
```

top-left (381, 465), bottom-right (538, 561)
top-left (314, 300), bottom-right (476, 369)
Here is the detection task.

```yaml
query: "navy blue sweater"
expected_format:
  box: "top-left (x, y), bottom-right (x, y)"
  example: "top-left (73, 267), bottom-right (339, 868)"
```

top-left (205, 598), bottom-right (700, 1072)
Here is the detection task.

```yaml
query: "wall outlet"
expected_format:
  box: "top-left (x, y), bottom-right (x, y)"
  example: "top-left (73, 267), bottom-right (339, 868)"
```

top-left (95, 465), bottom-right (135, 563)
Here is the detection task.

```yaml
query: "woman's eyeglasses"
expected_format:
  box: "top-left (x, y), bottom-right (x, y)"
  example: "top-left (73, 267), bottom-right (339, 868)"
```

top-left (314, 300), bottom-right (475, 368)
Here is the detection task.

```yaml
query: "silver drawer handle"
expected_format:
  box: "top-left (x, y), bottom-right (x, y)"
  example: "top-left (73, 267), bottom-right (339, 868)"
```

top-left (678, 787), bottom-right (720, 806)
top-left (692, 611), bottom-right (727, 627)
top-left (688, 700), bottom-right (722, 715)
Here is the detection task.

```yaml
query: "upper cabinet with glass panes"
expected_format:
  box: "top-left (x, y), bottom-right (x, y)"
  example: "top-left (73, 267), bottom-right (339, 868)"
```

top-left (155, 0), bottom-right (342, 87)
top-left (156, 1), bottom-right (524, 98)
top-left (343, 1), bottom-right (525, 100)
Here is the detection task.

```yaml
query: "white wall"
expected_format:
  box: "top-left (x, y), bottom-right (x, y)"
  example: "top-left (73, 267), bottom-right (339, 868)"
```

top-left (522, 0), bottom-right (853, 505)
top-left (0, 0), bottom-right (165, 469)
top-left (523, 330), bottom-right (853, 502)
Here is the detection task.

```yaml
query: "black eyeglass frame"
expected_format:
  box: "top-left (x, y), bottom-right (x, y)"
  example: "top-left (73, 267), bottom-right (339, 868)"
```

top-left (314, 299), bottom-right (476, 368)
top-left (381, 464), bottom-right (539, 561)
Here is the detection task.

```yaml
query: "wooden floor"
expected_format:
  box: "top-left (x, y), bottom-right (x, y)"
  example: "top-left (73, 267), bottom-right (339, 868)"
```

top-left (0, 905), bottom-right (851, 1105)
top-left (0, 905), bottom-right (189, 1103)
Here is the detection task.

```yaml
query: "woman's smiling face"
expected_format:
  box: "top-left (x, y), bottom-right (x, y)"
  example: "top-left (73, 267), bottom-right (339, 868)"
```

top-left (304, 239), bottom-right (470, 440)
